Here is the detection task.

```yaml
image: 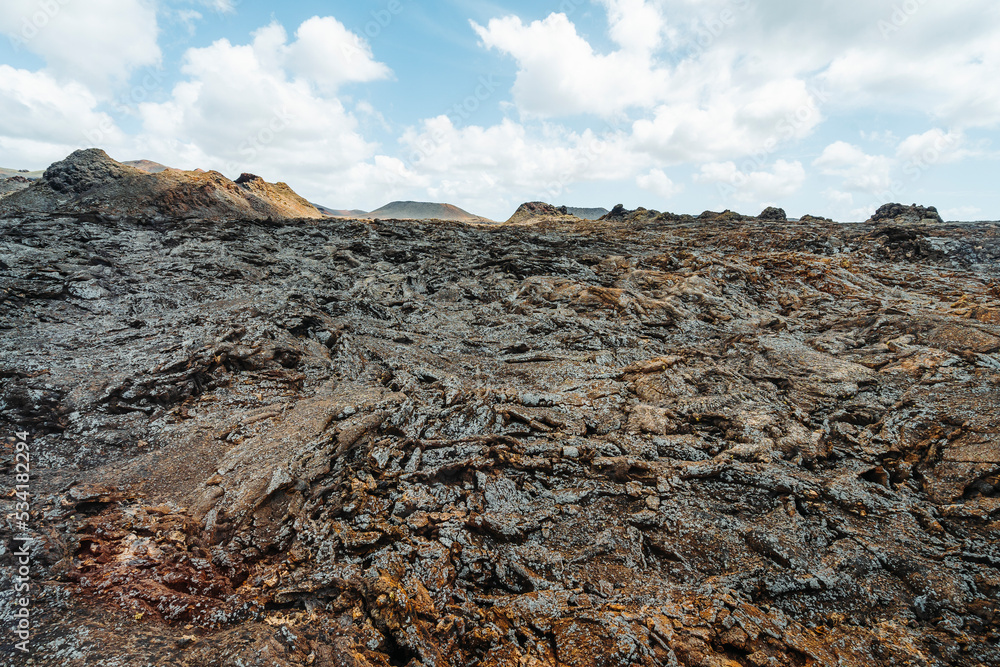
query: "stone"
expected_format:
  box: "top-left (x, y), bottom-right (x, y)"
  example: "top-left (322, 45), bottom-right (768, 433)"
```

top-left (2, 185), bottom-right (999, 666)
top-left (758, 206), bottom-right (787, 221)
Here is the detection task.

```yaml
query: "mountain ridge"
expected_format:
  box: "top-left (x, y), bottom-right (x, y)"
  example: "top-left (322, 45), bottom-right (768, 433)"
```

top-left (0, 149), bottom-right (322, 221)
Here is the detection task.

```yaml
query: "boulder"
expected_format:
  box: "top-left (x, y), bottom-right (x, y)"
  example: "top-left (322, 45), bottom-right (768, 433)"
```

top-left (758, 206), bottom-right (787, 221)
top-left (869, 202), bottom-right (943, 225)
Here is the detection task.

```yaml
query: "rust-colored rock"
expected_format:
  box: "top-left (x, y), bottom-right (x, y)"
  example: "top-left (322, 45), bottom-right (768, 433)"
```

top-left (1, 205), bottom-right (999, 666)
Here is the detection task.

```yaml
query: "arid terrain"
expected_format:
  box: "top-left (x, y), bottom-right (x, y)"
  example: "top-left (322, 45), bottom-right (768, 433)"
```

top-left (1, 151), bottom-right (999, 666)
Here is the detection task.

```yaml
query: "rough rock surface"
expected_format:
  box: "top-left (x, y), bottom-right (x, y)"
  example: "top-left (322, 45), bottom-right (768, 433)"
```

top-left (0, 149), bottom-right (322, 221)
top-left (506, 201), bottom-right (581, 225)
top-left (0, 175), bottom-right (32, 199)
top-left (1, 207), bottom-right (999, 666)
top-left (758, 207), bottom-right (787, 222)
top-left (869, 203), bottom-right (945, 225)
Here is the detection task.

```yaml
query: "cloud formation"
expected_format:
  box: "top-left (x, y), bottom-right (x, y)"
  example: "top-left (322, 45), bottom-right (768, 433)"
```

top-left (0, 1), bottom-right (996, 220)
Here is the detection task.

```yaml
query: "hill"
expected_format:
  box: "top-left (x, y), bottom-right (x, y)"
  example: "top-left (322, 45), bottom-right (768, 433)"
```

top-left (0, 148), bottom-right (322, 220)
top-left (364, 200), bottom-right (490, 222)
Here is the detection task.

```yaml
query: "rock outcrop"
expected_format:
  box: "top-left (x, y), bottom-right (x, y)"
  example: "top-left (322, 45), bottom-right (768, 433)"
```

top-left (1, 207), bottom-right (999, 666)
top-left (0, 174), bottom-right (31, 198)
top-left (869, 202), bottom-right (944, 225)
top-left (758, 206), bottom-right (787, 221)
top-left (505, 201), bottom-right (579, 224)
top-left (0, 149), bottom-right (322, 221)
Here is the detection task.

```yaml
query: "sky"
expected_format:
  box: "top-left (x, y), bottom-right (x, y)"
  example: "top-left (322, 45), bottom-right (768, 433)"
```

top-left (0, 0), bottom-right (998, 221)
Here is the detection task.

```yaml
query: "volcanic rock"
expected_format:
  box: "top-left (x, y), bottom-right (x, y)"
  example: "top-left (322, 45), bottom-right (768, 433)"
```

top-left (42, 148), bottom-right (140, 194)
top-left (0, 149), bottom-right (322, 221)
top-left (1, 204), bottom-right (999, 666)
top-left (506, 201), bottom-right (579, 224)
top-left (869, 202), bottom-right (944, 225)
top-left (600, 203), bottom-right (632, 221)
top-left (799, 213), bottom-right (833, 222)
top-left (758, 206), bottom-right (787, 221)
top-left (0, 174), bottom-right (32, 198)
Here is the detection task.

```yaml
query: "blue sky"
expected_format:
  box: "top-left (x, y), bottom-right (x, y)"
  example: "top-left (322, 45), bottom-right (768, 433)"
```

top-left (1, 0), bottom-right (998, 221)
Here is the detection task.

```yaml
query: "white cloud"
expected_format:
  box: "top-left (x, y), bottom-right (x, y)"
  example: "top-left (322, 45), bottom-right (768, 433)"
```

top-left (694, 159), bottom-right (806, 203)
top-left (632, 77), bottom-right (821, 163)
top-left (285, 16), bottom-right (392, 92)
top-left (0, 66), bottom-right (124, 164)
top-left (0, 0), bottom-right (160, 93)
top-left (397, 115), bottom-right (647, 218)
top-left (177, 10), bottom-right (202, 36)
top-left (813, 141), bottom-right (893, 193)
top-left (637, 168), bottom-right (682, 199)
top-left (805, 1), bottom-right (1000, 128)
top-left (201, 0), bottom-right (236, 14)
top-left (823, 189), bottom-right (854, 208)
top-left (134, 18), bottom-right (392, 207)
top-left (895, 129), bottom-right (969, 165)
top-left (472, 4), bottom-right (822, 163)
top-left (472, 12), bottom-right (669, 117)
top-left (599, 0), bottom-right (665, 54)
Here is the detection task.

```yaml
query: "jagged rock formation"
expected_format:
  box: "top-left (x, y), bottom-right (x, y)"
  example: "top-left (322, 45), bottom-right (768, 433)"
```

top-left (799, 214), bottom-right (833, 223)
top-left (0, 149), bottom-right (322, 221)
top-left (869, 203), bottom-right (944, 225)
top-left (365, 201), bottom-right (490, 223)
top-left (1, 208), bottom-right (999, 666)
top-left (0, 175), bottom-right (31, 198)
top-left (505, 201), bottom-right (580, 224)
top-left (758, 207), bottom-right (787, 222)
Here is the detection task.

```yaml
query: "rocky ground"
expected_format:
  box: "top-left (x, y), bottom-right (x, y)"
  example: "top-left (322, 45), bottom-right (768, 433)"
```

top-left (1, 207), bottom-right (999, 666)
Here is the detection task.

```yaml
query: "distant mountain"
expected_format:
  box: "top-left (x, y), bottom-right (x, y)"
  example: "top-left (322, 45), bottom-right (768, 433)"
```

top-left (564, 206), bottom-right (609, 220)
top-left (0, 149), bottom-right (322, 221)
top-left (313, 203), bottom-right (369, 218)
top-left (364, 201), bottom-right (491, 222)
